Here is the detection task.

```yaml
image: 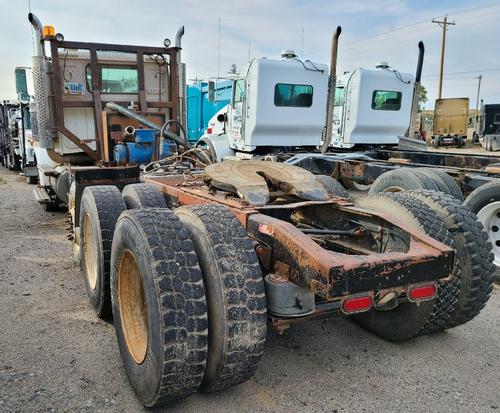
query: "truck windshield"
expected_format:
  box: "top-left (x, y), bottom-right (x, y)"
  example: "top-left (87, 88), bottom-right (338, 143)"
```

top-left (371, 90), bottom-right (402, 111)
top-left (274, 84), bottom-right (313, 107)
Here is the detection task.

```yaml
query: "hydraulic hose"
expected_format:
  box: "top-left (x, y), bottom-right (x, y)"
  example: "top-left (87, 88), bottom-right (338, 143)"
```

top-left (105, 102), bottom-right (211, 165)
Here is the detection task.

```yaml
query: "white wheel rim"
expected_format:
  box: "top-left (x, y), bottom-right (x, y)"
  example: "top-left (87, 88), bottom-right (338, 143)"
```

top-left (353, 181), bottom-right (372, 191)
top-left (477, 201), bottom-right (500, 266)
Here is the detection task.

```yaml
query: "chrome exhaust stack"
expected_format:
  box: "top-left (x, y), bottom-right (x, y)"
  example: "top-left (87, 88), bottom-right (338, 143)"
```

top-left (174, 25), bottom-right (185, 48)
top-left (321, 26), bottom-right (342, 153)
top-left (174, 26), bottom-right (186, 130)
top-left (28, 13), bottom-right (53, 149)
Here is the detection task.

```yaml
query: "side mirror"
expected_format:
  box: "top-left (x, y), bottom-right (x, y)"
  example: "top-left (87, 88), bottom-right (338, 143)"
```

top-left (208, 80), bottom-right (215, 102)
top-left (18, 91), bottom-right (30, 105)
top-left (15, 68), bottom-right (28, 94)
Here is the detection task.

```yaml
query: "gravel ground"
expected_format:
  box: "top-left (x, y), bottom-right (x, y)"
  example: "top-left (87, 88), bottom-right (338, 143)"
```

top-left (0, 167), bottom-right (499, 413)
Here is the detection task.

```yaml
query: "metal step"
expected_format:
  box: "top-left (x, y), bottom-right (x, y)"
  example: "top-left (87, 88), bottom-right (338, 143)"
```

top-left (398, 135), bottom-right (428, 151)
top-left (23, 165), bottom-right (39, 177)
top-left (33, 186), bottom-right (52, 204)
top-left (38, 163), bottom-right (59, 177)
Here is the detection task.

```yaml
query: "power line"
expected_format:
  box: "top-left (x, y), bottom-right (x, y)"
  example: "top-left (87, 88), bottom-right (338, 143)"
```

top-left (423, 67), bottom-right (500, 78)
top-left (305, 1), bottom-right (500, 58)
top-left (341, 18), bottom-right (429, 48)
top-left (343, 2), bottom-right (499, 48)
top-left (338, 10), bottom-right (499, 61)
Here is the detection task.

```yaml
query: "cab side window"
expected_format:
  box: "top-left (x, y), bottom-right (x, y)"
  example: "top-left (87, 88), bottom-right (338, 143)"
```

top-left (371, 90), bottom-right (402, 111)
top-left (233, 79), bottom-right (245, 106)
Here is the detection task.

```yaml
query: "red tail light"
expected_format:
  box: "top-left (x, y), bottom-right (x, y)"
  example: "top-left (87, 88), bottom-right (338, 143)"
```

top-left (408, 283), bottom-right (437, 302)
top-left (341, 294), bottom-right (373, 314)
top-left (207, 128), bottom-right (213, 134)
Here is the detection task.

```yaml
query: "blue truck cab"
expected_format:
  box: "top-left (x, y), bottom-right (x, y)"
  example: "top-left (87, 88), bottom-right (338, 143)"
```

top-left (186, 80), bottom-right (232, 143)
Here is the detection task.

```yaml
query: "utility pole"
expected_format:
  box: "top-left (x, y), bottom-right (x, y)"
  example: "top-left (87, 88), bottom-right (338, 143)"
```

top-left (432, 15), bottom-right (455, 99)
top-left (475, 74), bottom-right (483, 128)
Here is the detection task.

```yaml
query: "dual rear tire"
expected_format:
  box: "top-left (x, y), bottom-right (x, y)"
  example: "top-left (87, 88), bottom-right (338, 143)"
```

top-left (111, 209), bottom-right (208, 406)
top-left (463, 181), bottom-right (500, 283)
top-left (79, 186), bottom-right (126, 317)
top-left (369, 167), bottom-right (463, 201)
top-left (79, 183), bottom-right (267, 406)
top-left (354, 191), bottom-right (494, 341)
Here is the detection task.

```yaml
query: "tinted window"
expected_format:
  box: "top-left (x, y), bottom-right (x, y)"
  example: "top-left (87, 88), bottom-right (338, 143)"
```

top-left (274, 84), bottom-right (313, 107)
top-left (334, 86), bottom-right (345, 106)
top-left (23, 107), bottom-right (31, 130)
top-left (101, 66), bottom-right (138, 94)
top-left (233, 79), bottom-right (245, 105)
top-left (371, 90), bottom-right (402, 111)
top-left (494, 113), bottom-right (500, 124)
top-left (85, 65), bottom-right (138, 94)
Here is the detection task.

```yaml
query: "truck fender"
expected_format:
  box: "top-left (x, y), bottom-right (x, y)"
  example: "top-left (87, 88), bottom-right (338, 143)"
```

top-left (197, 134), bottom-right (234, 162)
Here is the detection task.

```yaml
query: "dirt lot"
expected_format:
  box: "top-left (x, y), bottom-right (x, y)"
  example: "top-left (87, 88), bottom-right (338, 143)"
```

top-left (0, 167), bottom-right (499, 413)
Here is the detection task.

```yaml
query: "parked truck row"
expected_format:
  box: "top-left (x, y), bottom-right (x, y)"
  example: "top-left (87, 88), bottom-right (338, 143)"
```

top-left (0, 14), bottom-right (496, 407)
top-left (0, 94), bottom-right (37, 181)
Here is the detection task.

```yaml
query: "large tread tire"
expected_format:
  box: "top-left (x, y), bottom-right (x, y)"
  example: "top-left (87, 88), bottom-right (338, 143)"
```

top-left (369, 168), bottom-right (432, 195)
top-left (175, 205), bottom-right (267, 393)
top-left (122, 183), bottom-right (167, 209)
top-left (353, 195), bottom-right (456, 341)
top-left (463, 180), bottom-right (500, 283)
top-left (315, 175), bottom-right (349, 198)
top-left (110, 209), bottom-right (208, 407)
top-left (417, 168), bottom-right (464, 201)
top-left (410, 169), bottom-right (441, 192)
top-left (381, 193), bottom-right (460, 334)
top-left (79, 185), bottom-right (126, 318)
top-left (394, 190), bottom-right (495, 328)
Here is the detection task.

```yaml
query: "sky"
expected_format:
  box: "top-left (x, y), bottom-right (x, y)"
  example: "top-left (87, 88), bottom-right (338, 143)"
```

top-left (0, 0), bottom-right (499, 109)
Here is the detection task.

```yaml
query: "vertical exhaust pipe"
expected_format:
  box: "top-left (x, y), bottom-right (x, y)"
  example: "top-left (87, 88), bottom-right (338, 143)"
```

top-left (174, 26), bottom-right (186, 129)
top-left (174, 25), bottom-right (185, 48)
top-left (28, 13), bottom-right (53, 149)
top-left (321, 26), bottom-right (342, 153)
top-left (407, 41), bottom-right (425, 138)
top-left (28, 13), bottom-right (44, 57)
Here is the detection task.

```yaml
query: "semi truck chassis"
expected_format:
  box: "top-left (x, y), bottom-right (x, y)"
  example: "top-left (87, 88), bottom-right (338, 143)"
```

top-left (287, 148), bottom-right (500, 194)
top-left (74, 160), bottom-right (499, 408)
top-left (23, 14), bottom-right (495, 408)
top-left (145, 170), bottom-right (454, 331)
top-left (145, 173), bottom-right (453, 302)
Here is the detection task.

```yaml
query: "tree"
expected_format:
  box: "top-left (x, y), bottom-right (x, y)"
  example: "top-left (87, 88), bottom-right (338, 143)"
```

top-left (418, 84), bottom-right (428, 111)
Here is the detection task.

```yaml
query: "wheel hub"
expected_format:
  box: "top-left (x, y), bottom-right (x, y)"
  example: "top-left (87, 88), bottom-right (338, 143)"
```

top-left (118, 250), bottom-right (148, 364)
top-left (477, 201), bottom-right (500, 266)
top-left (82, 213), bottom-right (98, 290)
